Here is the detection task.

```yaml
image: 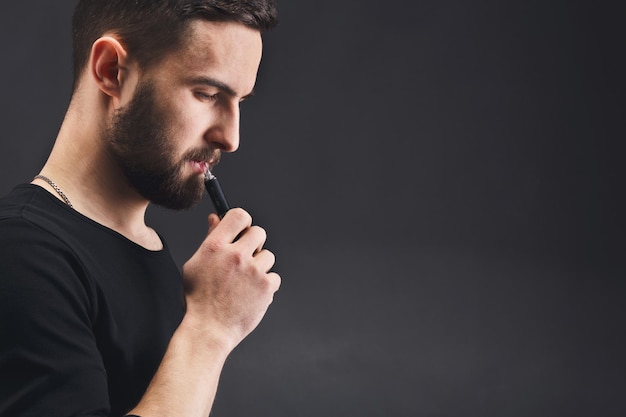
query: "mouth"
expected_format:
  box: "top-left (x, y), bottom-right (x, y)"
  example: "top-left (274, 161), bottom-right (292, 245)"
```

top-left (189, 150), bottom-right (221, 176)
top-left (190, 160), bottom-right (211, 175)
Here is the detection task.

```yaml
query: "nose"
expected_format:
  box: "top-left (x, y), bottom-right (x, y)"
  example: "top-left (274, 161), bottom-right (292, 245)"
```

top-left (205, 101), bottom-right (240, 153)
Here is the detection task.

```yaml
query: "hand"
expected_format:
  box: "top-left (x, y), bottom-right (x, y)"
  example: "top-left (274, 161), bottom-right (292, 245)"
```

top-left (181, 208), bottom-right (280, 350)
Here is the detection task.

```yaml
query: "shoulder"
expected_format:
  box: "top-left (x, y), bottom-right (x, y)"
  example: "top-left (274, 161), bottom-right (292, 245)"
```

top-left (0, 187), bottom-right (110, 417)
top-left (0, 184), bottom-right (95, 263)
top-left (0, 184), bottom-right (79, 270)
top-left (0, 185), bottom-right (95, 314)
top-left (0, 183), bottom-right (72, 238)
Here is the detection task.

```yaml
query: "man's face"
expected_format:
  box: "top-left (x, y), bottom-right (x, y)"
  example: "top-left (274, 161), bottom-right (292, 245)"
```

top-left (106, 80), bottom-right (215, 210)
top-left (106, 20), bottom-right (263, 210)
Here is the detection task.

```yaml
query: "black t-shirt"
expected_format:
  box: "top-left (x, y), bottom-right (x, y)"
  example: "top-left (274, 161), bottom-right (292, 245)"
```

top-left (0, 184), bottom-right (185, 417)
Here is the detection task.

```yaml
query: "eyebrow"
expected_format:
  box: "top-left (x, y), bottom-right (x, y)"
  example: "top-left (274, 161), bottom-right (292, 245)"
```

top-left (189, 76), bottom-right (255, 100)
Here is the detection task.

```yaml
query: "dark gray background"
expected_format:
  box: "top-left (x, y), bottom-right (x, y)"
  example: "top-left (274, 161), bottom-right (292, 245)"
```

top-left (1, 1), bottom-right (624, 416)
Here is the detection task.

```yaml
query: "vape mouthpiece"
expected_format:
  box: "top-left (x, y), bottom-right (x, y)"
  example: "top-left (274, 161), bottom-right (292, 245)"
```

top-left (204, 167), bottom-right (216, 181)
top-left (203, 168), bottom-right (230, 218)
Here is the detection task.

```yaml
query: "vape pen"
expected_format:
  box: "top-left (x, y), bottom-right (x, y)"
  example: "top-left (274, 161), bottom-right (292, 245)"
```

top-left (204, 168), bottom-right (231, 218)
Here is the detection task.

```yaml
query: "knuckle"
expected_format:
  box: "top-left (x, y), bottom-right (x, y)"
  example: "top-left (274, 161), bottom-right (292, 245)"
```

top-left (266, 250), bottom-right (276, 266)
top-left (228, 248), bottom-right (245, 267)
top-left (229, 208), bottom-right (252, 225)
top-left (248, 260), bottom-right (263, 277)
top-left (250, 225), bottom-right (267, 241)
top-left (203, 236), bottom-right (223, 253)
top-left (270, 272), bottom-right (281, 292)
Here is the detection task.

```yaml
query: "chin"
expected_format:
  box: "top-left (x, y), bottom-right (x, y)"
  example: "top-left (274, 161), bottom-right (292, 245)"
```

top-left (165, 181), bottom-right (205, 210)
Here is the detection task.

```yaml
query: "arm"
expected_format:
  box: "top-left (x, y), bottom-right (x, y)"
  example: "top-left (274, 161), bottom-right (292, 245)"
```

top-left (127, 208), bottom-right (280, 417)
top-left (0, 219), bottom-right (110, 416)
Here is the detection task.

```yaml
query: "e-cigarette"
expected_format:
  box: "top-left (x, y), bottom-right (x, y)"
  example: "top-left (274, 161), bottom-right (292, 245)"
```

top-left (204, 168), bottom-right (231, 218)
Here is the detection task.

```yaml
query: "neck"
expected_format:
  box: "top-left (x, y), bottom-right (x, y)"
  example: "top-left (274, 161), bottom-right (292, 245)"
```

top-left (35, 101), bottom-right (162, 251)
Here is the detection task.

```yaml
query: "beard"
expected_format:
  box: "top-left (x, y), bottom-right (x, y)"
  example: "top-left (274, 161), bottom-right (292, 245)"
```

top-left (105, 81), bottom-right (219, 210)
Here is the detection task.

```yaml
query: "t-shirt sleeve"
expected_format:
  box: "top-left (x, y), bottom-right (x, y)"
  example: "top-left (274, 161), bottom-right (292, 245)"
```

top-left (0, 218), bottom-right (112, 417)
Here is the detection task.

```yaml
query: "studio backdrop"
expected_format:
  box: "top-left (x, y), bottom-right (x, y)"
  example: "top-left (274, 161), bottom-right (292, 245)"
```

top-left (1, 1), bottom-right (624, 416)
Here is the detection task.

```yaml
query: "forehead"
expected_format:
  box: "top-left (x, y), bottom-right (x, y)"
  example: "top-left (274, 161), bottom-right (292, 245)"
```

top-left (149, 20), bottom-right (263, 95)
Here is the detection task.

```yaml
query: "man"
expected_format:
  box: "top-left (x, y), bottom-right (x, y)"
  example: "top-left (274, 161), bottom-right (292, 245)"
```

top-left (0, 1), bottom-right (281, 416)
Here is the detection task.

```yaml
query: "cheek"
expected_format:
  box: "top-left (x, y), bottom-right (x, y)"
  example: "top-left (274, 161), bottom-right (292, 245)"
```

top-left (158, 101), bottom-right (194, 142)
top-left (171, 94), bottom-right (207, 128)
top-left (159, 91), bottom-right (218, 149)
top-left (171, 112), bottom-right (206, 147)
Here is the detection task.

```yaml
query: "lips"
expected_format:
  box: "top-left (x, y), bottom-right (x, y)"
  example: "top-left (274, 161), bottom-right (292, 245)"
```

top-left (190, 160), bottom-right (210, 174)
top-left (189, 150), bottom-right (221, 175)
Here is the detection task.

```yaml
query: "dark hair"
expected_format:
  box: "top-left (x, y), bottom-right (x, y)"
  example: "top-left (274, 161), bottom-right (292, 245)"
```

top-left (71, 0), bottom-right (278, 89)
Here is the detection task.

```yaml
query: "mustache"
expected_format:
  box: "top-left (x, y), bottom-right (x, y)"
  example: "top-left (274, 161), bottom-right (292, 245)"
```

top-left (184, 148), bottom-right (222, 167)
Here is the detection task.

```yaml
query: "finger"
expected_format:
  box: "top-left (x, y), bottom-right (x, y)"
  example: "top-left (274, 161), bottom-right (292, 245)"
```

top-left (253, 249), bottom-right (276, 274)
top-left (207, 213), bottom-right (220, 235)
top-left (266, 271), bottom-right (281, 293)
top-left (209, 208), bottom-right (252, 243)
top-left (236, 225), bottom-right (267, 255)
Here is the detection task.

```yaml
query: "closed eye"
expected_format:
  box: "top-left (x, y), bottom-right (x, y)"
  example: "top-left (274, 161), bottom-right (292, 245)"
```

top-left (194, 91), bottom-right (219, 102)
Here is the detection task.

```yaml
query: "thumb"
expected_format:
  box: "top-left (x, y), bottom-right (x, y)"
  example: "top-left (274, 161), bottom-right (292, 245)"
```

top-left (207, 213), bottom-right (221, 235)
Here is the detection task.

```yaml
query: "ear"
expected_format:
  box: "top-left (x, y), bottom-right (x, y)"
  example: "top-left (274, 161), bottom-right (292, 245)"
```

top-left (89, 36), bottom-right (132, 100)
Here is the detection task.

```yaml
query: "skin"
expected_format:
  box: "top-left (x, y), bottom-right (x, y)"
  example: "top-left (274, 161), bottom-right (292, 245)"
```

top-left (32, 19), bottom-right (280, 417)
